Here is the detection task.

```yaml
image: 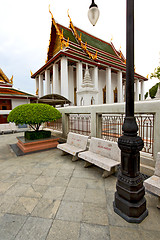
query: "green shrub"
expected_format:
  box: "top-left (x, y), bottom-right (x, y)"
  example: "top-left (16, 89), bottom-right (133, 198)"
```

top-left (25, 130), bottom-right (51, 140)
top-left (149, 83), bottom-right (159, 98)
top-left (7, 103), bottom-right (61, 131)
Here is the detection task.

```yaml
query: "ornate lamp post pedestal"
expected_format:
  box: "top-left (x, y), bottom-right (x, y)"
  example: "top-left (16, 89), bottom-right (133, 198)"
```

top-left (113, 118), bottom-right (148, 223)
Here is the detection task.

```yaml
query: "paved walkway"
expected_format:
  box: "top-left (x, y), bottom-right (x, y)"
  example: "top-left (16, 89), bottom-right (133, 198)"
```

top-left (0, 133), bottom-right (160, 240)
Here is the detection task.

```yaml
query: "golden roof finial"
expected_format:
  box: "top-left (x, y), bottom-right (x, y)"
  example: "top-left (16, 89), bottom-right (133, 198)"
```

top-left (10, 75), bottom-right (13, 84)
top-left (48, 6), bottom-right (69, 50)
top-left (36, 88), bottom-right (39, 95)
top-left (146, 74), bottom-right (149, 79)
top-left (30, 70), bottom-right (33, 76)
top-left (110, 35), bottom-right (113, 42)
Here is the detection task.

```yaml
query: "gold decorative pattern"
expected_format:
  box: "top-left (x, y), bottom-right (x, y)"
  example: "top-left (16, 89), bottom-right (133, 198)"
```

top-left (49, 5), bottom-right (69, 52)
top-left (67, 10), bottom-right (97, 60)
top-left (0, 68), bottom-right (13, 84)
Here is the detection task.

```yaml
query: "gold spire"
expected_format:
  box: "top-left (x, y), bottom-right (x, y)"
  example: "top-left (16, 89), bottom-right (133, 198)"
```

top-left (146, 74), bottom-right (149, 79)
top-left (49, 5), bottom-right (69, 50)
top-left (36, 88), bottom-right (39, 95)
top-left (30, 70), bottom-right (33, 76)
top-left (67, 10), bottom-right (97, 60)
top-left (10, 75), bottom-right (13, 84)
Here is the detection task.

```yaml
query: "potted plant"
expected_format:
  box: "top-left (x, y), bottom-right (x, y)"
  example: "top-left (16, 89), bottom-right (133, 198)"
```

top-left (7, 103), bottom-right (61, 140)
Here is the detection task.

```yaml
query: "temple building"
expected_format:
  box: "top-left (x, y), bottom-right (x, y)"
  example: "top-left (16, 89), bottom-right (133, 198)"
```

top-left (0, 68), bottom-right (37, 124)
top-left (31, 10), bottom-right (147, 106)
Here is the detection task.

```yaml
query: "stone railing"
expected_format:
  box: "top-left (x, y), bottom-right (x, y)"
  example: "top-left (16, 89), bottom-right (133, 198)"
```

top-left (48, 100), bottom-right (160, 161)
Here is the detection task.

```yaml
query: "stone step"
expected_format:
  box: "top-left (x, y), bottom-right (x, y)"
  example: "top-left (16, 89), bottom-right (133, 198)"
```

top-left (140, 163), bottom-right (155, 177)
top-left (140, 154), bottom-right (155, 168)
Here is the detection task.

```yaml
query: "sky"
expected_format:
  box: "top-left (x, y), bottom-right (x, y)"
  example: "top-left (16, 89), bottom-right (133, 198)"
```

top-left (0, 0), bottom-right (160, 95)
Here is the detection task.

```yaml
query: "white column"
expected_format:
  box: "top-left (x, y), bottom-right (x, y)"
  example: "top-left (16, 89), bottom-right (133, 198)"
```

top-left (135, 79), bottom-right (140, 101)
top-left (117, 71), bottom-right (123, 103)
top-left (53, 63), bottom-right (59, 94)
top-left (39, 74), bottom-right (44, 98)
top-left (141, 80), bottom-right (145, 100)
top-left (76, 62), bottom-right (83, 91)
top-left (68, 66), bottom-right (74, 104)
top-left (35, 77), bottom-right (39, 96)
top-left (93, 66), bottom-right (98, 90)
top-left (61, 57), bottom-right (68, 99)
top-left (93, 66), bottom-right (99, 104)
top-left (106, 67), bottom-right (112, 103)
top-left (45, 69), bottom-right (51, 95)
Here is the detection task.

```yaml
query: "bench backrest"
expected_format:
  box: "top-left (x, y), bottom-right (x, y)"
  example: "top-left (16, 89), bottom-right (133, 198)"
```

top-left (155, 152), bottom-right (160, 177)
top-left (67, 132), bottom-right (89, 150)
top-left (89, 137), bottom-right (121, 162)
top-left (0, 124), bottom-right (12, 130)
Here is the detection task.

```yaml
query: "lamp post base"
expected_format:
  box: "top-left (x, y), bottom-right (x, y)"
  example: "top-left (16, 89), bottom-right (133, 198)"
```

top-left (114, 133), bottom-right (148, 223)
top-left (113, 199), bottom-right (148, 223)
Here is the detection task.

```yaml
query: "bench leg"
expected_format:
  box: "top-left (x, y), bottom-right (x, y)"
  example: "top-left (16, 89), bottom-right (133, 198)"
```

top-left (72, 155), bottom-right (79, 162)
top-left (102, 168), bottom-right (115, 178)
top-left (61, 151), bottom-right (69, 156)
top-left (157, 197), bottom-right (160, 209)
top-left (84, 161), bottom-right (93, 168)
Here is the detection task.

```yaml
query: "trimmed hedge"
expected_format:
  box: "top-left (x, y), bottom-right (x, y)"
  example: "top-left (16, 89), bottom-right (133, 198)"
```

top-left (25, 130), bottom-right (51, 140)
top-left (7, 103), bottom-right (61, 131)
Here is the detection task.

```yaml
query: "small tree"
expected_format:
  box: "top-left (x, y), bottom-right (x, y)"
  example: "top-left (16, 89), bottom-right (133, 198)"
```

top-left (150, 66), bottom-right (160, 80)
top-left (7, 103), bottom-right (61, 131)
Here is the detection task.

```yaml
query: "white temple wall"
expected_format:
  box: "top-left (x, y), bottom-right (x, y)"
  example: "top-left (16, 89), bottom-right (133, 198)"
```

top-left (12, 99), bottom-right (30, 109)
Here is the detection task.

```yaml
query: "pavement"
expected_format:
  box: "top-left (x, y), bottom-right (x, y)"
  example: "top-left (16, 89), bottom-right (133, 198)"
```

top-left (0, 132), bottom-right (160, 240)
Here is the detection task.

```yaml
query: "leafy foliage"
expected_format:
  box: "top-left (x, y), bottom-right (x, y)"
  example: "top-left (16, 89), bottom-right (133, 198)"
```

top-left (150, 66), bottom-right (160, 80)
top-left (149, 83), bottom-right (159, 98)
top-left (7, 103), bottom-right (61, 131)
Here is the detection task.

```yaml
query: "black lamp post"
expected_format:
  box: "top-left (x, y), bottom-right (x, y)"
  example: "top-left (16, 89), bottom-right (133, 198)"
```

top-left (88, 0), bottom-right (148, 223)
top-left (113, 0), bottom-right (148, 223)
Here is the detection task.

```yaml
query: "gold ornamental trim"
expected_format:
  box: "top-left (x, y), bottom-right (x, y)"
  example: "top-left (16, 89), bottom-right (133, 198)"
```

top-left (67, 10), bottom-right (97, 60)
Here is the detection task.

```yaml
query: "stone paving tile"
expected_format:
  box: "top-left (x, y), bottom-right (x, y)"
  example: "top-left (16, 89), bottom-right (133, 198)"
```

top-left (2, 173), bottom-right (22, 183)
top-left (79, 223), bottom-right (110, 240)
top-left (56, 201), bottom-right (83, 222)
top-left (82, 203), bottom-right (109, 226)
top-left (0, 181), bottom-right (14, 194)
top-left (7, 197), bottom-right (39, 216)
top-left (46, 220), bottom-right (80, 240)
top-left (5, 183), bottom-right (30, 197)
top-left (0, 213), bottom-right (27, 240)
top-left (1, 133), bottom-right (160, 240)
top-left (0, 195), bottom-right (19, 213)
top-left (139, 229), bottom-right (160, 240)
top-left (104, 175), bottom-right (117, 191)
top-left (109, 226), bottom-right (142, 240)
top-left (63, 187), bottom-right (86, 202)
top-left (84, 188), bottom-right (107, 207)
top-left (73, 168), bottom-right (102, 180)
top-left (137, 206), bottom-right (160, 231)
top-left (41, 168), bottom-right (59, 177)
top-left (50, 175), bottom-right (70, 187)
top-left (22, 184), bottom-right (48, 198)
top-left (31, 199), bottom-right (60, 219)
top-left (42, 186), bottom-right (66, 200)
top-left (18, 174), bottom-right (38, 184)
top-left (15, 216), bottom-right (52, 240)
top-left (33, 175), bottom-right (55, 186)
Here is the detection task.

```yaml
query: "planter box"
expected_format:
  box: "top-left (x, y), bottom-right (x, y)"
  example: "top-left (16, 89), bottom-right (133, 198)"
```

top-left (17, 136), bottom-right (59, 153)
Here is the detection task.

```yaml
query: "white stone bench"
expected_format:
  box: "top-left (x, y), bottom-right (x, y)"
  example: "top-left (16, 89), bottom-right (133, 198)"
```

top-left (57, 132), bottom-right (89, 161)
top-left (0, 123), bottom-right (18, 134)
top-left (78, 137), bottom-right (121, 177)
top-left (144, 152), bottom-right (160, 208)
